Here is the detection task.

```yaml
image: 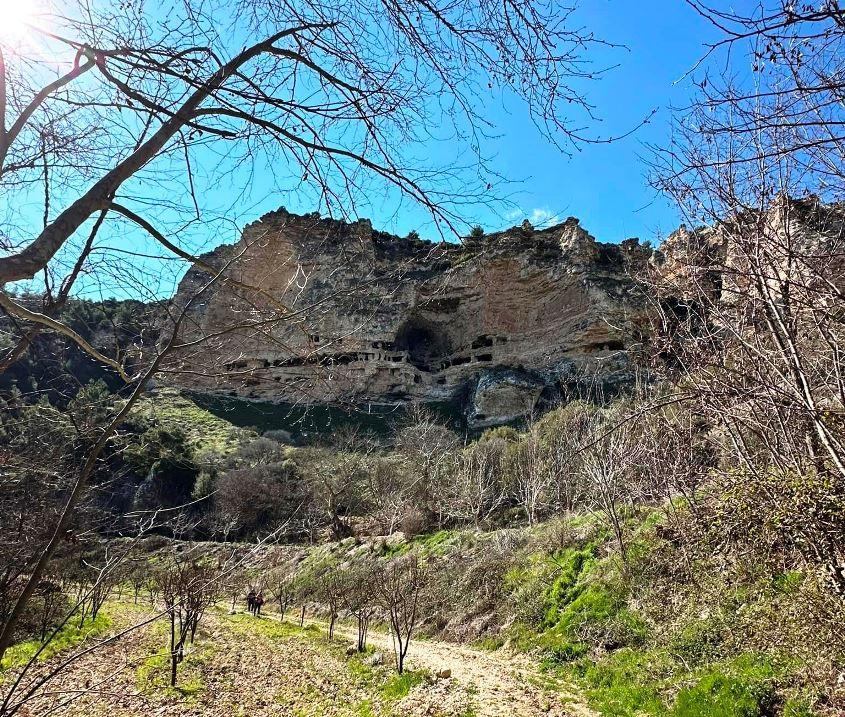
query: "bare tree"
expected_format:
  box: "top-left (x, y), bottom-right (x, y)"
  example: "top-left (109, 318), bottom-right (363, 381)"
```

top-left (373, 555), bottom-right (425, 674)
top-left (341, 565), bottom-right (376, 653)
top-left (506, 433), bottom-right (550, 526)
top-left (395, 406), bottom-right (460, 529)
top-left (316, 570), bottom-right (348, 641)
top-left (580, 407), bottom-right (644, 563)
top-left (451, 435), bottom-right (509, 528)
top-left (269, 569), bottom-right (295, 622)
top-left (647, 2), bottom-right (845, 591)
top-left (299, 446), bottom-right (367, 541)
top-left (535, 400), bottom-right (598, 512)
top-left (151, 549), bottom-right (221, 687)
top-left (364, 454), bottom-right (411, 536)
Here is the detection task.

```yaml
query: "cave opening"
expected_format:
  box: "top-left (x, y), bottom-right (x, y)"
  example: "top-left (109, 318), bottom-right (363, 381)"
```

top-left (394, 318), bottom-right (450, 372)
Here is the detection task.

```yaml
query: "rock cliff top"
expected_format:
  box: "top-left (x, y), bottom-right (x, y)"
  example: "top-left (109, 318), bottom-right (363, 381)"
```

top-left (166, 208), bottom-right (653, 427)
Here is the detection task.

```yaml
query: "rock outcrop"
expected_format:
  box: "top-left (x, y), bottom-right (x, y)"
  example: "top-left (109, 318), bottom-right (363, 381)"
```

top-left (167, 209), bottom-right (651, 427)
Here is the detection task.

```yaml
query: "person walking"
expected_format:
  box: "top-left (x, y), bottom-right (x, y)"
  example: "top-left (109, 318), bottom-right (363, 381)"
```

top-left (255, 593), bottom-right (265, 616)
top-left (246, 588), bottom-right (256, 615)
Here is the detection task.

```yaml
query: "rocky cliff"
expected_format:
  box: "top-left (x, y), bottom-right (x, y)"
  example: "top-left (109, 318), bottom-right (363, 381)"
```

top-left (166, 209), bottom-right (652, 428)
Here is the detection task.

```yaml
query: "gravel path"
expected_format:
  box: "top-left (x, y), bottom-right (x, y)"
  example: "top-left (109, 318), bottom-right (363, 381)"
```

top-left (316, 619), bottom-right (596, 717)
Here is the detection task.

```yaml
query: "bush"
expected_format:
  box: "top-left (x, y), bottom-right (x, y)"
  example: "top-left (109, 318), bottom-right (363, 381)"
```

top-left (399, 506), bottom-right (430, 537)
top-left (669, 617), bottom-right (727, 667)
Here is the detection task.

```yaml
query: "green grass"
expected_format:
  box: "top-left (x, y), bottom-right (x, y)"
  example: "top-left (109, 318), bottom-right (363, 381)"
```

top-left (0, 611), bottom-right (112, 672)
top-left (130, 388), bottom-right (256, 455)
top-left (380, 670), bottom-right (428, 700)
top-left (493, 509), bottom-right (823, 717)
top-left (569, 648), bottom-right (671, 716)
top-left (382, 529), bottom-right (461, 558)
top-left (674, 672), bottom-right (771, 717)
top-left (224, 611), bottom-right (323, 642)
top-left (135, 641), bottom-right (215, 698)
top-left (355, 698), bottom-right (377, 717)
top-left (562, 648), bottom-right (790, 717)
top-left (346, 648), bottom-right (432, 716)
top-left (509, 540), bottom-right (648, 665)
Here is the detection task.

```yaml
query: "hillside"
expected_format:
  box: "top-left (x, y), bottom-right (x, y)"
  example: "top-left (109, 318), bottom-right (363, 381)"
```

top-left (7, 507), bottom-right (836, 717)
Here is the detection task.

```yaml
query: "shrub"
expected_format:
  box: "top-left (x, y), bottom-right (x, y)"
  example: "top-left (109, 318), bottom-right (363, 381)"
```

top-left (669, 617), bottom-right (727, 667)
top-left (399, 506), bottom-right (430, 537)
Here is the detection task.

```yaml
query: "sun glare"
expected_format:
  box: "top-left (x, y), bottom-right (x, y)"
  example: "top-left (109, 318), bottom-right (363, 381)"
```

top-left (0, 0), bottom-right (44, 44)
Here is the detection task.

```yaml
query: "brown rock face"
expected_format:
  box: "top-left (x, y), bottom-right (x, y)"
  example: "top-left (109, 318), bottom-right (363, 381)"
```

top-left (167, 209), bottom-right (650, 427)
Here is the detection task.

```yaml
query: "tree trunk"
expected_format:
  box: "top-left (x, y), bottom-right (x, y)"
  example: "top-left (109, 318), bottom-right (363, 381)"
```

top-left (169, 612), bottom-right (178, 686)
top-left (397, 637), bottom-right (406, 674)
top-left (357, 614), bottom-right (368, 652)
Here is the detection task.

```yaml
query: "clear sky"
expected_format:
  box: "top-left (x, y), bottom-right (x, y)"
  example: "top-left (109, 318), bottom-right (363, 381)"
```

top-left (7, 0), bottom-right (740, 299)
top-left (469, 0), bottom-right (724, 244)
top-left (196, 0), bottom-right (728, 245)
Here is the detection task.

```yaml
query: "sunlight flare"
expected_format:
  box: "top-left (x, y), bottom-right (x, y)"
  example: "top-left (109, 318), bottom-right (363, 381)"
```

top-left (0, 0), bottom-right (44, 44)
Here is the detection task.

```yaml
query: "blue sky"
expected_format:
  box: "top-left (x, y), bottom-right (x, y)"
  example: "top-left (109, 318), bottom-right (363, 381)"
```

top-left (10, 0), bottom-right (738, 300)
top-left (481, 0), bottom-right (720, 243)
top-left (427, 0), bottom-right (726, 244)
top-left (209, 1), bottom-right (727, 245)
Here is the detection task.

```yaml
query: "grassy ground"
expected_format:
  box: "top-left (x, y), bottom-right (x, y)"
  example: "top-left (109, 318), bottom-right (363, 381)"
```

top-left (479, 512), bottom-right (833, 717)
top-left (7, 600), bottom-right (475, 717)
top-left (0, 610), bottom-right (113, 673)
top-left (129, 388), bottom-right (256, 455)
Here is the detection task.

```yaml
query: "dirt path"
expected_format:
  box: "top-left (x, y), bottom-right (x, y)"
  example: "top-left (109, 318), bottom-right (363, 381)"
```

top-left (319, 619), bottom-right (595, 717)
top-left (11, 607), bottom-right (476, 717)
top-left (9, 605), bottom-right (593, 717)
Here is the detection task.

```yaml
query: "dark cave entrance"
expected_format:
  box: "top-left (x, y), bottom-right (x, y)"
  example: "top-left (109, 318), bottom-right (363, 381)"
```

top-left (394, 318), bottom-right (450, 372)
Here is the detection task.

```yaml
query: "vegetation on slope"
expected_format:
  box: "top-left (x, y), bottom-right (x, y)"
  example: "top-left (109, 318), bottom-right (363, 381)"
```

top-left (309, 499), bottom-right (838, 714)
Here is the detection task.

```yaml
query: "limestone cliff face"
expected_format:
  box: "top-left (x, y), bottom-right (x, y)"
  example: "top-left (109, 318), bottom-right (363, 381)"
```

top-left (167, 209), bottom-right (651, 427)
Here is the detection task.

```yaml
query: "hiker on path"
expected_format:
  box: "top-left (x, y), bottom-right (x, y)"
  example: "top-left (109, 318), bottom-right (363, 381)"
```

top-left (255, 593), bottom-right (265, 616)
top-left (247, 588), bottom-right (256, 615)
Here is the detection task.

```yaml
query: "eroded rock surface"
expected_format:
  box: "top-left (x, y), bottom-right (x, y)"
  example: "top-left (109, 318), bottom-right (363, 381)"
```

top-left (167, 209), bottom-right (651, 427)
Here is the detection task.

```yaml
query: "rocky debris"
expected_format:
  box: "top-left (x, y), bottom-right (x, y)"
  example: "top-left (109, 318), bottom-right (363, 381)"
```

top-left (384, 531), bottom-right (407, 549)
top-left (436, 668), bottom-right (452, 679)
top-left (394, 676), bottom-right (474, 717)
top-left (369, 651), bottom-right (385, 666)
top-left (166, 207), bottom-right (650, 426)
